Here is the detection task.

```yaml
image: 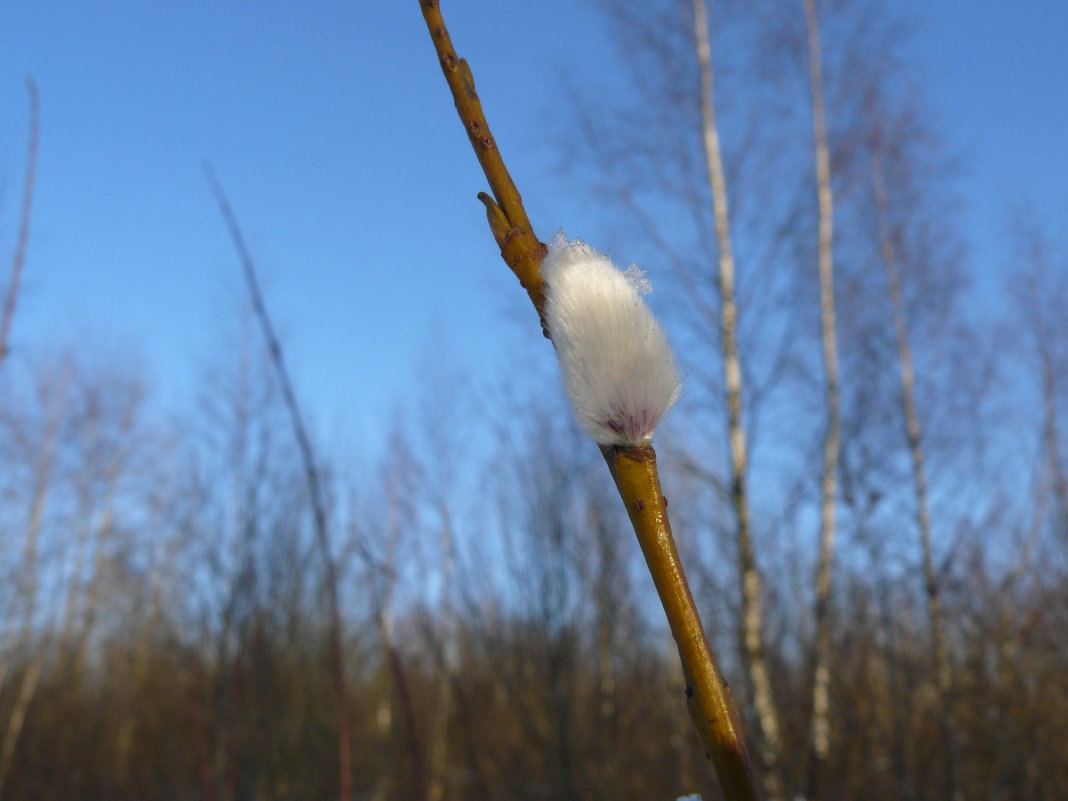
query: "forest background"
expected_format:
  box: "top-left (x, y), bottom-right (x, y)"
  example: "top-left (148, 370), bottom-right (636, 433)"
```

top-left (1, 1), bottom-right (1067, 800)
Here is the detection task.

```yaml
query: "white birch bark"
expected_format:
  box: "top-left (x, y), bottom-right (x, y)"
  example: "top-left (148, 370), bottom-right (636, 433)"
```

top-left (803, 1), bottom-right (843, 797)
top-left (871, 141), bottom-right (962, 801)
top-left (691, 2), bottom-right (784, 798)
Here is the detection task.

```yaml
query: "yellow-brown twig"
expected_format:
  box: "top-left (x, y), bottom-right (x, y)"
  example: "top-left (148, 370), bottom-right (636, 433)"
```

top-left (417, 4), bottom-right (760, 798)
top-left (602, 445), bottom-right (759, 801)
top-left (419, 0), bottom-right (547, 326)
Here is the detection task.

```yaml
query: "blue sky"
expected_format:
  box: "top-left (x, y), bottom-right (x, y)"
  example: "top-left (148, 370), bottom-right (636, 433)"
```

top-left (900, 0), bottom-right (1068, 287)
top-left (1, 1), bottom-right (1065, 447)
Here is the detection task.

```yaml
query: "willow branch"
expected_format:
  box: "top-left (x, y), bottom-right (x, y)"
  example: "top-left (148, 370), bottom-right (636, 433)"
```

top-left (418, 0), bottom-right (547, 326)
top-left (417, 5), bottom-right (759, 799)
top-left (603, 445), bottom-right (760, 800)
top-left (0, 78), bottom-right (40, 367)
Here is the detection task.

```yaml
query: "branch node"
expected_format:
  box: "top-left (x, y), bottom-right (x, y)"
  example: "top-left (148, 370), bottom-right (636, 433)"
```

top-left (458, 60), bottom-right (478, 98)
top-left (479, 192), bottom-right (510, 247)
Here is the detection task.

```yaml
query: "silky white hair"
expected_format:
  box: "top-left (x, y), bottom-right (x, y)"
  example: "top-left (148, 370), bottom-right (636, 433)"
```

top-left (542, 232), bottom-right (681, 446)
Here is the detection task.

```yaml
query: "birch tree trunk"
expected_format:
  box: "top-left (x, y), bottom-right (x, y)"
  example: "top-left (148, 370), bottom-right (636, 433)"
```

top-left (691, 2), bottom-right (784, 798)
top-left (802, 1), bottom-right (843, 797)
top-left (871, 140), bottom-right (961, 801)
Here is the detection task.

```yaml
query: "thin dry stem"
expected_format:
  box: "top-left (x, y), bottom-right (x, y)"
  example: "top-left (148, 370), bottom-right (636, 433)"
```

top-left (0, 78), bottom-right (40, 368)
top-left (204, 166), bottom-right (354, 801)
top-left (418, 4), bottom-right (760, 798)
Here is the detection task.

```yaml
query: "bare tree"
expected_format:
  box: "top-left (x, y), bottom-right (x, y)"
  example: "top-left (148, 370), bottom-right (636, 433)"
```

top-left (868, 111), bottom-right (963, 801)
top-left (690, 1), bottom-right (786, 798)
top-left (0, 348), bottom-right (159, 797)
top-left (1011, 225), bottom-right (1068, 547)
top-left (364, 419), bottom-right (428, 801)
top-left (413, 343), bottom-right (468, 801)
top-left (0, 353), bottom-right (71, 796)
top-left (801, 2), bottom-right (843, 797)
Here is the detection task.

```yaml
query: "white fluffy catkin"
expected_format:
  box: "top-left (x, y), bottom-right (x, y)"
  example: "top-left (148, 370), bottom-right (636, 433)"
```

top-left (542, 232), bottom-right (681, 446)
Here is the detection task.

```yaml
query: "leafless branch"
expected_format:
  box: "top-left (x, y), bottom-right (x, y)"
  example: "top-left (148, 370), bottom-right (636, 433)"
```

top-left (0, 78), bottom-right (41, 368)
